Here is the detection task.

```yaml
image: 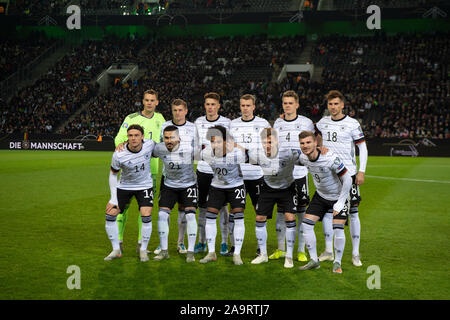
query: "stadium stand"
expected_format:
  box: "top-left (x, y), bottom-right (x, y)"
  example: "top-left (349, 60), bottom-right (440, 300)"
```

top-left (0, 32), bottom-right (53, 82)
top-left (60, 35), bottom-right (306, 137)
top-left (1, 35), bottom-right (145, 134)
top-left (0, 28), bottom-right (448, 140)
top-left (312, 32), bottom-right (449, 139)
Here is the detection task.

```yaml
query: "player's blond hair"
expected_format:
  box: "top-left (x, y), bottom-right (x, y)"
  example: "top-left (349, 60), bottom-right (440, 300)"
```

top-left (282, 90), bottom-right (299, 103)
top-left (240, 94), bottom-right (256, 104)
top-left (298, 131), bottom-right (316, 141)
top-left (171, 98), bottom-right (187, 109)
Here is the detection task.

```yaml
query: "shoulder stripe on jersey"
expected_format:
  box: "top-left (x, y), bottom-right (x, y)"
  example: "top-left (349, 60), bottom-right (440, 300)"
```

top-left (354, 137), bottom-right (366, 144)
top-left (337, 167), bottom-right (348, 177)
top-left (111, 166), bottom-right (120, 173)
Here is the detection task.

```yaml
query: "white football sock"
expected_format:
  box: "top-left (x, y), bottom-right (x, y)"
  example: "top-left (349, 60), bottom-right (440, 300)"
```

top-left (185, 211), bottom-right (197, 252)
top-left (285, 220), bottom-right (296, 259)
top-left (105, 214), bottom-right (120, 251)
top-left (322, 212), bottom-right (334, 253)
top-left (276, 211), bottom-right (286, 251)
top-left (333, 224), bottom-right (346, 264)
top-left (140, 215), bottom-right (152, 251)
top-left (349, 207), bottom-right (361, 256)
top-left (233, 212), bottom-right (245, 255)
top-left (157, 210), bottom-right (170, 250)
top-left (205, 213), bottom-right (217, 253)
top-left (302, 219), bottom-right (317, 262)
top-left (255, 221), bottom-right (267, 256)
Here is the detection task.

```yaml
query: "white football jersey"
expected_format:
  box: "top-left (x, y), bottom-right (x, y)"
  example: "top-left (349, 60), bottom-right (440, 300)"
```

top-left (194, 115), bottom-right (231, 174)
top-left (111, 140), bottom-right (156, 190)
top-left (160, 120), bottom-right (196, 149)
top-left (152, 142), bottom-right (197, 189)
top-left (298, 150), bottom-right (348, 201)
top-left (248, 148), bottom-right (300, 189)
top-left (230, 116), bottom-right (270, 180)
top-left (316, 115), bottom-right (365, 176)
top-left (201, 147), bottom-right (245, 189)
top-left (273, 115), bottom-right (315, 179)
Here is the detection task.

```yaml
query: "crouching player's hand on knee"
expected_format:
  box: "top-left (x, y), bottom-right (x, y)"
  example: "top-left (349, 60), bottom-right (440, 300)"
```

top-left (106, 202), bottom-right (119, 216)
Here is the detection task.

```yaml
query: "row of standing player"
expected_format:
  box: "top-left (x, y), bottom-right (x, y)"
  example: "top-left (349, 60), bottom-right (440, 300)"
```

top-left (104, 89), bottom-right (368, 272)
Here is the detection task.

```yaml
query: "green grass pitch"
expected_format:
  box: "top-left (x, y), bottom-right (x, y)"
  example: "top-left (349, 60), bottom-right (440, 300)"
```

top-left (0, 150), bottom-right (449, 300)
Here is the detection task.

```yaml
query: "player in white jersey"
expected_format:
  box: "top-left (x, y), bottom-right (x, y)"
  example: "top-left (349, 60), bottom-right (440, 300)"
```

top-left (272, 90), bottom-right (315, 262)
top-left (154, 99), bottom-right (197, 256)
top-left (104, 125), bottom-right (156, 262)
top-left (296, 131), bottom-right (352, 274)
top-left (315, 90), bottom-right (368, 267)
top-left (198, 125), bottom-right (247, 265)
top-left (194, 92), bottom-right (232, 255)
top-left (248, 128), bottom-right (301, 269)
top-left (152, 125), bottom-right (198, 263)
top-left (228, 94), bottom-right (270, 257)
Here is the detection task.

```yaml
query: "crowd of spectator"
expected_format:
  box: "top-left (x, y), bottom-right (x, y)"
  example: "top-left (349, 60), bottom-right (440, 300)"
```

top-left (0, 32), bottom-right (52, 82)
top-left (8, 0), bottom-right (72, 15)
top-left (61, 35), bottom-right (305, 137)
top-left (1, 32), bottom-right (448, 141)
top-left (1, 35), bottom-right (145, 134)
top-left (312, 32), bottom-right (449, 139)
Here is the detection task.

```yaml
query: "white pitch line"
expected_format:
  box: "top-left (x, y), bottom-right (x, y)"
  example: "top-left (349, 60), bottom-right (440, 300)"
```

top-left (366, 175), bottom-right (450, 184)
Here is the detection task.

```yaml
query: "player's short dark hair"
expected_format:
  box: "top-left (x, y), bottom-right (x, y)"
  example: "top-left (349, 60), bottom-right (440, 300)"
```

top-left (127, 124), bottom-right (144, 135)
top-left (163, 125), bottom-right (179, 135)
top-left (143, 89), bottom-right (158, 100)
top-left (240, 94), bottom-right (256, 104)
top-left (260, 127), bottom-right (278, 140)
top-left (171, 98), bottom-right (187, 109)
top-left (206, 125), bottom-right (230, 141)
top-left (282, 90), bottom-right (299, 103)
top-left (299, 131), bottom-right (316, 141)
top-left (204, 92), bottom-right (221, 103)
top-left (325, 90), bottom-right (345, 103)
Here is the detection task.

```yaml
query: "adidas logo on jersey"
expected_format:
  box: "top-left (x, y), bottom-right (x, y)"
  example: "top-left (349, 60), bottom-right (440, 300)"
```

top-left (241, 200), bottom-right (245, 204)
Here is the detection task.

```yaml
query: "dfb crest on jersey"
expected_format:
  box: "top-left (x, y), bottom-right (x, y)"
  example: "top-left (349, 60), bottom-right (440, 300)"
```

top-left (145, 154), bottom-right (150, 160)
top-left (334, 157), bottom-right (341, 166)
top-left (341, 126), bottom-right (345, 131)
